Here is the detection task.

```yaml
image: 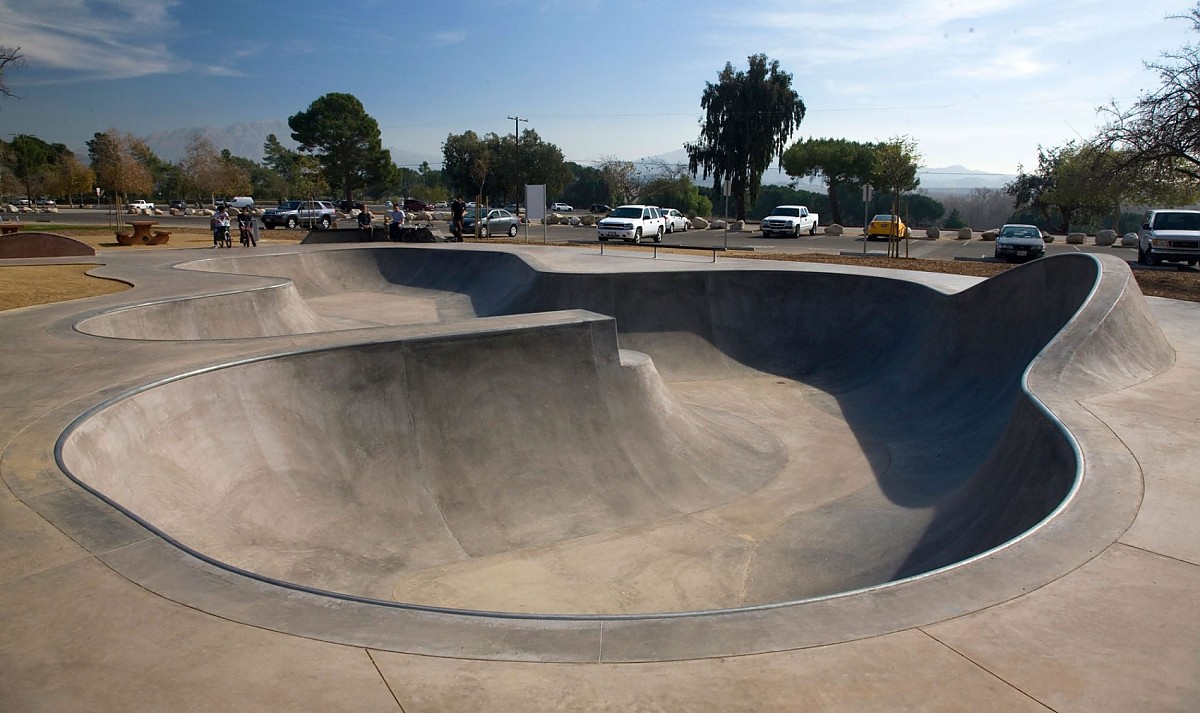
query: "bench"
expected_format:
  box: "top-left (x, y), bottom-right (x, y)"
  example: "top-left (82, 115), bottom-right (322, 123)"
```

top-left (598, 241), bottom-right (730, 262)
top-left (149, 230), bottom-right (170, 245)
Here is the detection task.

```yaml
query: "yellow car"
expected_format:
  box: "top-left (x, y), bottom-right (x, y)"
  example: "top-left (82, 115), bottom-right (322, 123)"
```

top-left (866, 214), bottom-right (908, 240)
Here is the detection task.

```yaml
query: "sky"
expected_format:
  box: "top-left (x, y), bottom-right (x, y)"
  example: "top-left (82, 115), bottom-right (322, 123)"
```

top-left (0, 0), bottom-right (1195, 176)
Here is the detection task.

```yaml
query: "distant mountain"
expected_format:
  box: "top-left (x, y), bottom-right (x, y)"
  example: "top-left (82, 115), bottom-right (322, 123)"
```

top-left (141, 121), bottom-right (440, 168)
top-left (641, 149), bottom-right (1013, 191)
top-left (142, 121), bottom-right (295, 163)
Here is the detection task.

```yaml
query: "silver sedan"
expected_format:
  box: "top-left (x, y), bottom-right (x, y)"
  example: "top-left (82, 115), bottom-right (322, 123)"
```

top-left (463, 208), bottom-right (520, 238)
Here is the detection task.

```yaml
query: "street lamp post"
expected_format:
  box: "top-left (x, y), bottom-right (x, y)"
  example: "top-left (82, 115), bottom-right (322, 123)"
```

top-left (507, 115), bottom-right (529, 212)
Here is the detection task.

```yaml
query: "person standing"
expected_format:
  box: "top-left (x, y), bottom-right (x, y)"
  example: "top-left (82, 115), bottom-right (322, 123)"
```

top-left (387, 202), bottom-right (406, 242)
top-left (450, 195), bottom-right (466, 242)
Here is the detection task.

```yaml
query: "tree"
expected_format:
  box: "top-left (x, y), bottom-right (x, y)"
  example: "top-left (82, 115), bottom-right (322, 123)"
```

top-left (5, 134), bottom-right (53, 200)
top-left (180, 134), bottom-right (227, 205)
top-left (640, 175), bottom-right (713, 218)
top-left (263, 133), bottom-right (298, 176)
top-left (781, 138), bottom-right (876, 225)
top-left (1005, 142), bottom-right (1110, 233)
top-left (685, 54), bottom-right (807, 220)
top-left (288, 93), bottom-right (391, 200)
top-left (872, 136), bottom-right (922, 257)
top-left (442, 130), bottom-right (492, 202)
top-left (0, 44), bottom-right (24, 102)
top-left (596, 157), bottom-right (642, 205)
top-left (87, 129), bottom-right (152, 212)
top-left (559, 162), bottom-right (608, 209)
top-left (1098, 4), bottom-right (1200, 188)
top-left (44, 152), bottom-right (95, 207)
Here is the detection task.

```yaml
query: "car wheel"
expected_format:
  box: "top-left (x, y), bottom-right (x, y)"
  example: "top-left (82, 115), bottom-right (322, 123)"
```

top-left (319, 216), bottom-right (331, 230)
top-left (507, 224), bottom-right (518, 237)
top-left (654, 226), bottom-right (663, 243)
top-left (810, 224), bottom-right (817, 236)
top-left (286, 216), bottom-right (298, 229)
top-left (682, 222), bottom-right (689, 232)
top-left (666, 222), bottom-right (673, 234)
top-left (633, 228), bottom-right (642, 244)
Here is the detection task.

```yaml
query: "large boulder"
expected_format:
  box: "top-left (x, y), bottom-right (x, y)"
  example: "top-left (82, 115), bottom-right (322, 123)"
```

top-left (1095, 229), bottom-right (1117, 247)
top-left (709, 219), bottom-right (727, 230)
top-left (824, 224), bottom-right (844, 235)
top-left (1066, 232), bottom-right (1086, 245)
top-left (1121, 232), bottom-right (1138, 247)
top-left (980, 229), bottom-right (998, 241)
top-left (957, 227), bottom-right (973, 240)
top-left (730, 220), bottom-right (745, 232)
top-left (1043, 233), bottom-right (1055, 243)
top-left (580, 214), bottom-right (596, 226)
top-left (692, 217), bottom-right (709, 230)
top-left (925, 226), bottom-right (940, 239)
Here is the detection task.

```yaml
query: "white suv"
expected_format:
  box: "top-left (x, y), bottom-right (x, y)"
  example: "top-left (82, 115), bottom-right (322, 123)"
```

top-left (596, 205), bottom-right (666, 243)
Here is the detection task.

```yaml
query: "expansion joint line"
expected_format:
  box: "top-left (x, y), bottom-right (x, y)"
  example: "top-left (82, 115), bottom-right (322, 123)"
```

top-left (917, 628), bottom-right (1057, 712)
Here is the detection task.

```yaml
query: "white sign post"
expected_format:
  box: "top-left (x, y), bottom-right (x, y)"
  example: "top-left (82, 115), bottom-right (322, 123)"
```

top-left (526, 184), bottom-right (546, 243)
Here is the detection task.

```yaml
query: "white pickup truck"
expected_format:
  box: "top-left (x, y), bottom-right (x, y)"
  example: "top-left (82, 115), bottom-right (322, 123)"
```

top-left (760, 205), bottom-right (819, 237)
top-left (127, 200), bottom-right (155, 213)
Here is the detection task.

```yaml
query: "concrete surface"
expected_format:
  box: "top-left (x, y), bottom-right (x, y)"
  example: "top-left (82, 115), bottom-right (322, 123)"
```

top-left (0, 231), bottom-right (95, 257)
top-left (1, 242), bottom-right (1198, 710)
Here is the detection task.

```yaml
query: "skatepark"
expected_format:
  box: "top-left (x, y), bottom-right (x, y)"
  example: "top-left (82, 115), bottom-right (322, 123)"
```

top-left (2, 241), bottom-right (1198, 710)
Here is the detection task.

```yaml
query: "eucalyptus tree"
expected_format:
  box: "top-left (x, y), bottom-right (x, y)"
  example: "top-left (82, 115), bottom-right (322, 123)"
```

top-left (685, 54), bottom-right (806, 220)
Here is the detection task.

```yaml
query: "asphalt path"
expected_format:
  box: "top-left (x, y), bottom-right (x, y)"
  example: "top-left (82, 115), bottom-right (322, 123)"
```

top-left (19, 207), bottom-right (1195, 272)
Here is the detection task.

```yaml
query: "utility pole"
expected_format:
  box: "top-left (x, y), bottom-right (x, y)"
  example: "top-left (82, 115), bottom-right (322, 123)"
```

top-left (507, 115), bottom-right (529, 212)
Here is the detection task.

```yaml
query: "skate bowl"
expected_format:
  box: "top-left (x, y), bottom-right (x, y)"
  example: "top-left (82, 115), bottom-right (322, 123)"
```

top-left (57, 247), bottom-right (1174, 661)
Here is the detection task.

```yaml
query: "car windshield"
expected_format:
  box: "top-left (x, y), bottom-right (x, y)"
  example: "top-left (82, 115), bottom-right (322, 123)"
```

top-left (609, 207), bottom-right (642, 218)
top-left (770, 207), bottom-right (801, 217)
top-left (279, 201), bottom-right (303, 210)
top-left (1152, 212), bottom-right (1200, 231)
top-left (872, 214), bottom-right (897, 222)
top-left (1000, 226), bottom-right (1039, 239)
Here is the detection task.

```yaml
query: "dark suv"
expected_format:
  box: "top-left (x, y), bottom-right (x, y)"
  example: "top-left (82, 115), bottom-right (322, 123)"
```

top-left (261, 200), bottom-right (337, 229)
top-left (403, 198), bottom-right (432, 212)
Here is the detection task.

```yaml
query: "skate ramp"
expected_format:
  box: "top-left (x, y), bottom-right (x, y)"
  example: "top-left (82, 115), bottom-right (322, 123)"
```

top-left (59, 250), bottom-right (1174, 615)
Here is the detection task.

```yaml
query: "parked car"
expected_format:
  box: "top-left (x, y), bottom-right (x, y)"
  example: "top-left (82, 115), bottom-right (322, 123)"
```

top-left (761, 205), bottom-right (819, 237)
top-left (596, 205), bottom-right (666, 243)
top-left (865, 214), bottom-right (908, 240)
top-left (403, 198), bottom-right (432, 212)
top-left (589, 204), bottom-right (612, 214)
top-left (336, 199), bottom-right (365, 213)
top-left (35, 198), bottom-right (56, 206)
top-left (549, 202), bottom-right (573, 212)
top-left (228, 196), bottom-right (254, 209)
top-left (662, 208), bottom-right (691, 233)
top-left (127, 200), bottom-right (155, 212)
top-left (462, 208), bottom-right (520, 238)
top-left (1137, 208), bottom-right (1200, 267)
top-left (261, 200), bottom-right (337, 229)
top-left (169, 199), bottom-right (186, 211)
top-left (993, 224), bottom-right (1046, 263)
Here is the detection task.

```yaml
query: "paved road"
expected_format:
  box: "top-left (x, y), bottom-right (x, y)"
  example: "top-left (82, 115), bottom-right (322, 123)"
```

top-left (25, 207), bottom-right (1198, 273)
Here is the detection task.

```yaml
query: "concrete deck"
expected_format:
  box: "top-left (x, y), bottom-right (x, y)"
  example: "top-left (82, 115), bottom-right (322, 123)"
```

top-left (1, 243), bottom-right (1197, 711)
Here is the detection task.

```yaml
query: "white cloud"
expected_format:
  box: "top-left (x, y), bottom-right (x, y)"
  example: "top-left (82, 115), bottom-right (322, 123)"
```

top-left (0, 0), bottom-right (184, 79)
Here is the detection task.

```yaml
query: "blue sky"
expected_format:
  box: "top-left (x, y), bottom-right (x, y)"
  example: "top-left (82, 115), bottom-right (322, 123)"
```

top-left (0, 0), bottom-right (1194, 174)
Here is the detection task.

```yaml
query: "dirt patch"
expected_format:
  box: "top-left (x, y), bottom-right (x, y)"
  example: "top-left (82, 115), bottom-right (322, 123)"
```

top-left (0, 264), bottom-right (130, 311)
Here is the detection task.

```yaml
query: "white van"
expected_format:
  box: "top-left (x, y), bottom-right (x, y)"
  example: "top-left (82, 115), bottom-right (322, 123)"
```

top-left (228, 196), bottom-right (255, 209)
